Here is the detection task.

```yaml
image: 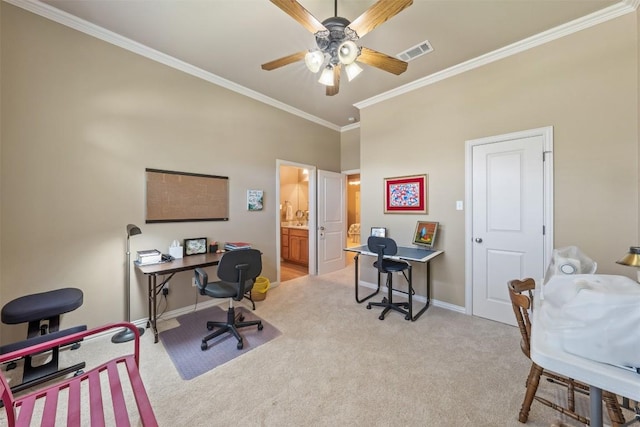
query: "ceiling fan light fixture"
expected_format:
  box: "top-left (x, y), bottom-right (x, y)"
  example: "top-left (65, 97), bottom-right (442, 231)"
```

top-left (338, 40), bottom-right (359, 65)
top-left (318, 66), bottom-right (335, 86)
top-left (304, 50), bottom-right (324, 73)
top-left (345, 62), bottom-right (363, 81)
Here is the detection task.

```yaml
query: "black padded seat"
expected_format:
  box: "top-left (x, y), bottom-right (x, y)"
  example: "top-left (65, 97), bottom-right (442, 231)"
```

top-left (0, 287), bottom-right (86, 394)
top-left (2, 288), bottom-right (83, 327)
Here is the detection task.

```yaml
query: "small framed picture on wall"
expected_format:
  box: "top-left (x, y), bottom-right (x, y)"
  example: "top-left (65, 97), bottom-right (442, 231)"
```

top-left (247, 189), bottom-right (264, 211)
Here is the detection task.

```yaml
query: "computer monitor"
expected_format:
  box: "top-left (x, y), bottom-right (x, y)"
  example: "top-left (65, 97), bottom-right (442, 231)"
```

top-left (412, 221), bottom-right (438, 249)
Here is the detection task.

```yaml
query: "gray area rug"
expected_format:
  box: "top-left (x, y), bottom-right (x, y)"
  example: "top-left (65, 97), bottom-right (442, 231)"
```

top-left (159, 305), bottom-right (281, 380)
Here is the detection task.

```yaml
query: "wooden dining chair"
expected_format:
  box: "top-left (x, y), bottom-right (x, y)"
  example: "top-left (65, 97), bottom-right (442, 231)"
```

top-left (508, 278), bottom-right (626, 426)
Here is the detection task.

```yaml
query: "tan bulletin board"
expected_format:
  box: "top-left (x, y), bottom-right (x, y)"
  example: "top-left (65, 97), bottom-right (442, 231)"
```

top-left (145, 168), bottom-right (229, 223)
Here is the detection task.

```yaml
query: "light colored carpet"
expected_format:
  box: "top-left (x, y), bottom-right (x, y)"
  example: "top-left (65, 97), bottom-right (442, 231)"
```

top-left (1, 267), bottom-right (630, 426)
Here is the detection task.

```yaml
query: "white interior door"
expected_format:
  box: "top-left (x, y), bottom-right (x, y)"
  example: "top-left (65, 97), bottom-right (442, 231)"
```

top-left (317, 170), bottom-right (346, 275)
top-left (468, 128), bottom-right (553, 325)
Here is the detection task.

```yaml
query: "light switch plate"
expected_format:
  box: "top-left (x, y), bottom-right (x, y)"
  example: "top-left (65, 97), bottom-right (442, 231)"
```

top-left (456, 201), bottom-right (463, 210)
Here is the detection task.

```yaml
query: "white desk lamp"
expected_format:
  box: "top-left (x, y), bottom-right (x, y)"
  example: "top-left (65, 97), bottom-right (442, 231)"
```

top-left (112, 224), bottom-right (145, 343)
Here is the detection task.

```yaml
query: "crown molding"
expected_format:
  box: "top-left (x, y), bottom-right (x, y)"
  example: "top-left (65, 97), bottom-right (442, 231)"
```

top-left (6, 0), bottom-right (635, 131)
top-left (3, 0), bottom-right (341, 132)
top-left (340, 122), bottom-right (360, 132)
top-left (355, 0), bottom-right (638, 110)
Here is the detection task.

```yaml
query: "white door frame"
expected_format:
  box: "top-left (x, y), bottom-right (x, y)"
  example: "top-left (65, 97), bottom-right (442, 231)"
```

top-left (464, 126), bottom-right (554, 315)
top-left (276, 159), bottom-right (317, 284)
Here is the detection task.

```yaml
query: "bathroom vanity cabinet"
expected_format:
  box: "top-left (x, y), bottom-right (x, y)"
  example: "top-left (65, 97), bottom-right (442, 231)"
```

top-left (281, 227), bottom-right (308, 266)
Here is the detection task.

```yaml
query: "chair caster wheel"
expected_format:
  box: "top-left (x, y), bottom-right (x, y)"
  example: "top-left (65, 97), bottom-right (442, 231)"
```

top-left (238, 315), bottom-right (245, 322)
top-left (378, 315), bottom-right (385, 320)
top-left (6, 361), bottom-right (17, 371)
top-left (366, 304), bottom-right (371, 309)
top-left (382, 297), bottom-right (388, 303)
top-left (257, 322), bottom-right (263, 331)
top-left (237, 341), bottom-right (243, 350)
top-left (207, 322), bottom-right (214, 331)
top-left (201, 342), bottom-right (208, 351)
top-left (405, 315), bottom-right (411, 321)
top-left (74, 370), bottom-right (84, 377)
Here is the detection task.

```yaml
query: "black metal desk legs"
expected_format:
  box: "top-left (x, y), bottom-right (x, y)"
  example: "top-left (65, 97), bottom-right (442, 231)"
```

top-left (353, 255), bottom-right (433, 321)
top-left (409, 260), bottom-right (431, 321)
top-left (354, 254), bottom-right (381, 303)
top-left (146, 273), bottom-right (174, 343)
top-left (146, 275), bottom-right (159, 343)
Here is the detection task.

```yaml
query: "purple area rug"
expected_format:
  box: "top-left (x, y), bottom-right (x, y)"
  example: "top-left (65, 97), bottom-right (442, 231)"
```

top-left (159, 305), bottom-right (281, 380)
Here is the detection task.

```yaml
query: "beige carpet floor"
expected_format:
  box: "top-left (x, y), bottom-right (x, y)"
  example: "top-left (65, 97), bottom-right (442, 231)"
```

top-left (1, 267), bottom-right (632, 426)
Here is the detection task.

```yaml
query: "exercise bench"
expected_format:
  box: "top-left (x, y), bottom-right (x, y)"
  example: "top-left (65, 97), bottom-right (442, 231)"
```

top-left (1, 288), bottom-right (86, 393)
top-left (0, 323), bottom-right (158, 426)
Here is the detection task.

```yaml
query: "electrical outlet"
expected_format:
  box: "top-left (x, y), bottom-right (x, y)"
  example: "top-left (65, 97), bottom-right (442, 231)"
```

top-left (162, 283), bottom-right (169, 296)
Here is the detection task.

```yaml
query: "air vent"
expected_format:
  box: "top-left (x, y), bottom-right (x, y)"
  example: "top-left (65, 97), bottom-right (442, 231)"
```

top-left (397, 40), bottom-right (433, 62)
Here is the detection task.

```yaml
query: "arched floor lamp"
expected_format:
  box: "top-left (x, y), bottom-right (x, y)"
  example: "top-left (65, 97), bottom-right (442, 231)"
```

top-left (112, 224), bottom-right (146, 343)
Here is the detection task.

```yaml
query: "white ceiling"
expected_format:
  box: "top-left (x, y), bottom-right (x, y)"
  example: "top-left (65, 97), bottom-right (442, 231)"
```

top-left (23, 0), bottom-right (627, 128)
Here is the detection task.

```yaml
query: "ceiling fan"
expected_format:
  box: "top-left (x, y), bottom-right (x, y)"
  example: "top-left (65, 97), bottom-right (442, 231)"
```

top-left (261, 0), bottom-right (412, 96)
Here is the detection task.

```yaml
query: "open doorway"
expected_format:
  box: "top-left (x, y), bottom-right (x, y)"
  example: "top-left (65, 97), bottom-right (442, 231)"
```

top-left (345, 172), bottom-right (361, 265)
top-left (279, 164), bottom-right (310, 282)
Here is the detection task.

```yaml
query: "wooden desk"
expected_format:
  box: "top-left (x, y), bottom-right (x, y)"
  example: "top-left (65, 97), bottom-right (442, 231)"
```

top-left (135, 252), bottom-right (222, 343)
top-left (531, 275), bottom-right (640, 426)
top-left (343, 245), bottom-right (443, 321)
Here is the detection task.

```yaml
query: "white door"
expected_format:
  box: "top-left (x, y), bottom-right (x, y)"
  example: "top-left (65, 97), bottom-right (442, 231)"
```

top-left (468, 128), bottom-right (552, 325)
top-left (317, 170), bottom-right (346, 274)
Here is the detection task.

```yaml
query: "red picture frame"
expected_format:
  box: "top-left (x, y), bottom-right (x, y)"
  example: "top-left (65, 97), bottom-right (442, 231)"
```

top-left (384, 174), bottom-right (428, 214)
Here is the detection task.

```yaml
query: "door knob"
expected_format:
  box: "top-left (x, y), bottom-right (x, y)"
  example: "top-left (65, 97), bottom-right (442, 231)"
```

top-left (475, 238), bottom-right (483, 243)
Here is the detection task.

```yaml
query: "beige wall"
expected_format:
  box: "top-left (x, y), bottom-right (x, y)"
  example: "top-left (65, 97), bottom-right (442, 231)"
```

top-left (360, 13), bottom-right (639, 307)
top-left (340, 127), bottom-right (360, 171)
top-left (0, 4), bottom-right (340, 343)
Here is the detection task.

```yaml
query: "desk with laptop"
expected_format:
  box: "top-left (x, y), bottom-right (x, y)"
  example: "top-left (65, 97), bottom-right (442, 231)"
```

top-left (344, 221), bottom-right (444, 321)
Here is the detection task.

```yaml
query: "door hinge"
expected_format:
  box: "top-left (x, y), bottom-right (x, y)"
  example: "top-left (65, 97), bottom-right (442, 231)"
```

top-left (543, 225), bottom-right (546, 235)
top-left (543, 151), bottom-right (551, 162)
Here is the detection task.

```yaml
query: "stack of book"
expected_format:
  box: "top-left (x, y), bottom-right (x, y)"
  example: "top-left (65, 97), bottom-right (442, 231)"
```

top-left (224, 242), bottom-right (251, 251)
top-left (136, 249), bottom-right (162, 265)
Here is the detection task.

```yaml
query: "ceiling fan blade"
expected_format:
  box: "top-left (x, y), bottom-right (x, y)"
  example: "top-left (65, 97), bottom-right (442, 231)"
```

top-left (347, 0), bottom-right (413, 38)
top-left (357, 47), bottom-right (408, 75)
top-left (261, 51), bottom-right (306, 71)
top-left (270, 0), bottom-right (327, 34)
top-left (326, 65), bottom-right (341, 96)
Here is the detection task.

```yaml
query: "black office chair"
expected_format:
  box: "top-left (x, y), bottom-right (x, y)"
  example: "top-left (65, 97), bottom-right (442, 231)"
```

top-left (194, 249), bottom-right (263, 351)
top-left (366, 236), bottom-right (412, 320)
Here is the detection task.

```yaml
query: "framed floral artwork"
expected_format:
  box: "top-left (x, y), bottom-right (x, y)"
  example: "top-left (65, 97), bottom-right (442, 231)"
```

top-left (384, 174), bottom-right (428, 214)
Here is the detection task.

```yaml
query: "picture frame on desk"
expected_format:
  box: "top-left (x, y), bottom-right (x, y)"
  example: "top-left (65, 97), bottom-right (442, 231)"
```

top-left (384, 174), bottom-right (428, 214)
top-left (184, 237), bottom-right (207, 256)
top-left (371, 227), bottom-right (386, 237)
top-left (413, 221), bottom-right (438, 249)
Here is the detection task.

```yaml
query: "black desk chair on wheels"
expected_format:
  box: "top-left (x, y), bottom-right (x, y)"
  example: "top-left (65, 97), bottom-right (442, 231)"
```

top-left (366, 236), bottom-right (412, 320)
top-left (194, 249), bottom-right (263, 351)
